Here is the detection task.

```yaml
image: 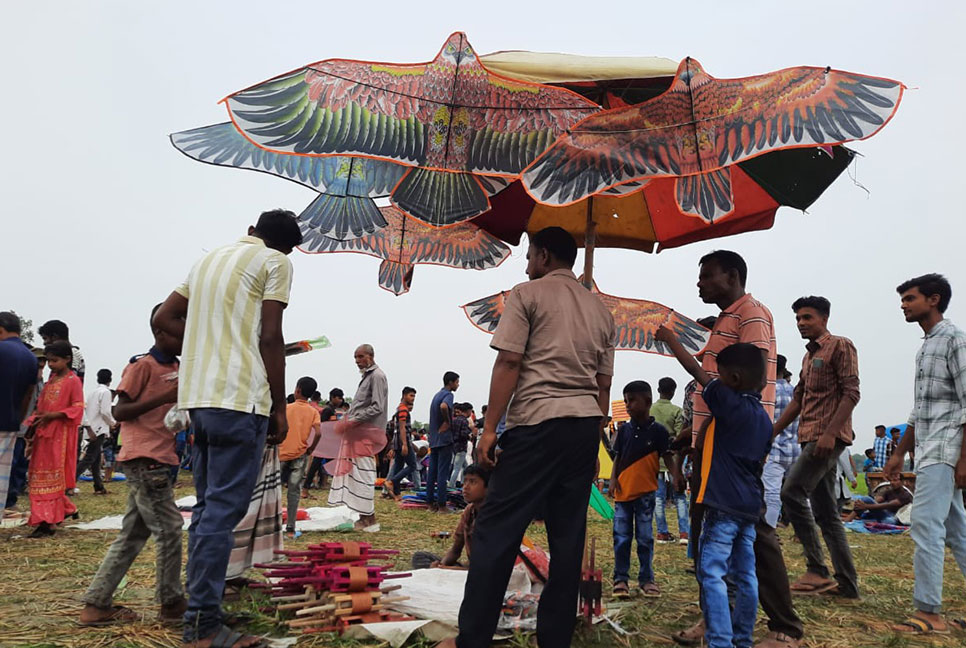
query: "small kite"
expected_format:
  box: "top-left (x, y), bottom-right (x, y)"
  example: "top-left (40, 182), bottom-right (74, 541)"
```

top-left (523, 58), bottom-right (903, 222)
top-left (223, 32), bottom-right (599, 226)
top-left (171, 123), bottom-right (405, 240)
top-left (301, 205), bottom-right (511, 295)
top-left (462, 279), bottom-right (710, 356)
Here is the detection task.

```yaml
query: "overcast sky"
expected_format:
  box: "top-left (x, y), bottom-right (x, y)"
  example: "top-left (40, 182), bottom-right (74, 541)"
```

top-left (3, 1), bottom-right (962, 450)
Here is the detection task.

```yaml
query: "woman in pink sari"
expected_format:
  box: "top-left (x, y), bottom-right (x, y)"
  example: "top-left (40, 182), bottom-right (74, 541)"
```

top-left (25, 341), bottom-right (84, 537)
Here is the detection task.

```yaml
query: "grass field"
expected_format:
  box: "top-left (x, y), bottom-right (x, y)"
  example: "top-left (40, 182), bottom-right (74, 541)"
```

top-left (2, 481), bottom-right (965, 648)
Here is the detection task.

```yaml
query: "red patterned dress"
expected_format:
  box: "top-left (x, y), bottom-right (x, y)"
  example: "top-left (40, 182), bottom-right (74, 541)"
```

top-left (26, 371), bottom-right (84, 525)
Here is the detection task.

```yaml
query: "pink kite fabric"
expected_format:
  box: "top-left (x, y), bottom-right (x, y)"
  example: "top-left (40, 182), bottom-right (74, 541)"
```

top-left (25, 372), bottom-right (84, 526)
top-left (317, 420), bottom-right (388, 477)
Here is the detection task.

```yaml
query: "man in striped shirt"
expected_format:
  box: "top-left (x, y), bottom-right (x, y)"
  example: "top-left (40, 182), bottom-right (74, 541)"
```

top-left (154, 209), bottom-right (301, 648)
top-left (676, 251), bottom-right (802, 648)
top-left (776, 296), bottom-right (860, 600)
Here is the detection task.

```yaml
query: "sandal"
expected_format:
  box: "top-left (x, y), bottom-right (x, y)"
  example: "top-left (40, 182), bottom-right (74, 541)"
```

top-left (612, 581), bottom-right (630, 599)
top-left (672, 619), bottom-right (705, 646)
top-left (78, 605), bottom-right (140, 627)
top-left (640, 582), bottom-right (661, 598)
top-left (893, 615), bottom-right (950, 635)
top-left (789, 577), bottom-right (837, 596)
top-left (185, 625), bottom-right (267, 647)
top-left (950, 618), bottom-right (966, 631)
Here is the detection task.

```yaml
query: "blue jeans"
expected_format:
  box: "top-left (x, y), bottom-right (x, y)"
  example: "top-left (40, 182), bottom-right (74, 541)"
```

top-left (852, 495), bottom-right (898, 525)
top-left (426, 445), bottom-right (453, 508)
top-left (698, 508), bottom-right (757, 648)
top-left (613, 492), bottom-right (656, 584)
top-left (5, 437), bottom-right (28, 508)
top-left (910, 463), bottom-right (966, 613)
top-left (655, 473), bottom-right (689, 536)
top-left (183, 408), bottom-right (267, 641)
top-left (386, 448), bottom-right (421, 494)
top-left (449, 450), bottom-right (468, 488)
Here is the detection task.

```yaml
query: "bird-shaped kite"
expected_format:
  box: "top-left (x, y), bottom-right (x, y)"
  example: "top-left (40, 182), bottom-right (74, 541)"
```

top-left (223, 32), bottom-right (599, 227)
top-left (523, 58), bottom-right (903, 222)
top-left (170, 123), bottom-right (405, 240)
top-left (462, 279), bottom-right (710, 356)
top-left (301, 205), bottom-right (511, 295)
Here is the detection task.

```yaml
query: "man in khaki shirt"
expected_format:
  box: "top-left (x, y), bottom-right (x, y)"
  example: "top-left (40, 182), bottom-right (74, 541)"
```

top-left (441, 227), bottom-right (615, 648)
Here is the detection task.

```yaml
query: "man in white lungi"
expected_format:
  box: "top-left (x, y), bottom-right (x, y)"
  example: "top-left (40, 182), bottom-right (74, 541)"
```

top-left (328, 344), bottom-right (388, 530)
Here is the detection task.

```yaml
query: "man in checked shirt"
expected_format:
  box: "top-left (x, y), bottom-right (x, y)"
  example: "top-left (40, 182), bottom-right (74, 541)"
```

top-left (886, 274), bottom-right (966, 636)
top-left (775, 296), bottom-right (860, 599)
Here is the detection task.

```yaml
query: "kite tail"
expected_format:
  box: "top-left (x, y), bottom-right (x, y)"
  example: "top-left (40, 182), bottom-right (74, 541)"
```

top-left (378, 260), bottom-right (414, 296)
top-left (675, 168), bottom-right (735, 223)
top-left (299, 193), bottom-right (387, 241)
top-left (391, 168), bottom-right (489, 226)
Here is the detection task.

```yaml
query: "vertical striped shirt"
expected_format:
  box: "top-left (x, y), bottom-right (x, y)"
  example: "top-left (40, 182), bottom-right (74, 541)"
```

top-left (175, 236), bottom-right (293, 416)
top-left (793, 332), bottom-right (860, 444)
top-left (692, 293), bottom-right (777, 442)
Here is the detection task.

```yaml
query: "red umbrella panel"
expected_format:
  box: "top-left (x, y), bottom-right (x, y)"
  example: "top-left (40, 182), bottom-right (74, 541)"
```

top-left (300, 205), bottom-right (511, 296)
top-left (223, 32), bottom-right (598, 227)
top-left (522, 58), bottom-right (903, 223)
top-left (462, 278), bottom-right (710, 356)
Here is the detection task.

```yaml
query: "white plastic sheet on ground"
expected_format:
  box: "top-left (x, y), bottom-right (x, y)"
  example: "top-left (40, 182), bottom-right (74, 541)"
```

top-left (70, 501), bottom-right (358, 532)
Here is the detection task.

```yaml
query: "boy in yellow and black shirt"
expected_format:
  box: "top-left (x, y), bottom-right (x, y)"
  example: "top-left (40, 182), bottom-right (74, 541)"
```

top-left (610, 380), bottom-right (681, 598)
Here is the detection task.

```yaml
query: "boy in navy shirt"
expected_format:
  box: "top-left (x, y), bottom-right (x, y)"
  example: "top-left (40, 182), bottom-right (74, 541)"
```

top-left (657, 327), bottom-right (772, 648)
top-left (609, 380), bottom-right (681, 598)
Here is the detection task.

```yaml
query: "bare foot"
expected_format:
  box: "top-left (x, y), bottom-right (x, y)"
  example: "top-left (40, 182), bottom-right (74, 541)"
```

top-left (78, 603), bottom-right (140, 626)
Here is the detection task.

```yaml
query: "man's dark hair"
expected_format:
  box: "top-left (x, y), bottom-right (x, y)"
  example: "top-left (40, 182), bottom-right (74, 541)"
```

top-left (897, 273), bottom-right (952, 313)
top-left (890, 427), bottom-right (901, 436)
top-left (481, 405), bottom-right (487, 413)
top-left (402, 386), bottom-right (417, 396)
top-left (657, 377), bottom-right (676, 395)
top-left (329, 387), bottom-right (344, 400)
top-left (0, 312), bottom-right (21, 334)
top-left (39, 319), bottom-right (70, 340)
top-left (716, 343), bottom-right (765, 388)
top-left (96, 369), bottom-right (112, 385)
top-left (791, 295), bottom-right (831, 317)
top-left (150, 303), bottom-right (163, 329)
top-left (777, 354), bottom-right (788, 375)
top-left (443, 371), bottom-right (460, 386)
top-left (697, 315), bottom-right (718, 329)
top-left (865, 448), bottom-right (875, 457)
top-left (286, 393), bottom-right (296, 404)
top-left (699, 250), bottom-right (747, 287)
top-left (311, 391), bottom-right (322, 401)
top-left (530, 226), bottom-right (578, 267)
top-left (44, 340), bottom-right (73, 361)
top-left (875, 424), bottom-right (886, 431)
top-left (463, 463), bottom-right (491, 487)
top-left (254, 209), bottom-right (303, 249)
top-left (296, 376), bottom-right (318, 397)
top-left (622, 380), bottom-right (652, 398)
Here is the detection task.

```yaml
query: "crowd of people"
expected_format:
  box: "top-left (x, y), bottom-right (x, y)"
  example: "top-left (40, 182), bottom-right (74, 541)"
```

top-left (2, 209), bottom-right (965, 648)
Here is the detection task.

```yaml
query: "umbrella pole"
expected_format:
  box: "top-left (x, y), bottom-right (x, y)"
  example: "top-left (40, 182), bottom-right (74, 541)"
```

top-left (583, 197), bottom-right (596, 289)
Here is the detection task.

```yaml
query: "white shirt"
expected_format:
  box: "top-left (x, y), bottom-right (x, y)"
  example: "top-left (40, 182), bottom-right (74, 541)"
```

top-left (84, 383), bottom-right (116, 437)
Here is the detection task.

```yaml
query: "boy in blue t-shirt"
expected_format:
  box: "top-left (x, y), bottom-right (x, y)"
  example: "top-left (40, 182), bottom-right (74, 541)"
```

top-left (657, 327), bottom-right (772, 648)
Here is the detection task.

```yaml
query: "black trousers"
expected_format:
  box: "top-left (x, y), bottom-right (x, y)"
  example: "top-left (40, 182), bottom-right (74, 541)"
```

top-left (76, 434), bottom-right (106, 492)
top-left (456, 416), bottom-right (599, 648)
top-left (303, 457), bottom-right (327, 488)
top-left (689, 446), bottom-right (804, 640)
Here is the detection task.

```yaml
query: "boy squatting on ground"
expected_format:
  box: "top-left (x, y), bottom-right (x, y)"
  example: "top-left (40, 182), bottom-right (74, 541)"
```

top-left (280, 376), bottom-right (321, 538)
top-left (657, 326), bottom-right (773, 648)
top-left (79, 305), bottom-right (186, 626)
top-left (609, 380), bottom-right (681, 598)
top-left (412, 464), bottom-right (489, 570)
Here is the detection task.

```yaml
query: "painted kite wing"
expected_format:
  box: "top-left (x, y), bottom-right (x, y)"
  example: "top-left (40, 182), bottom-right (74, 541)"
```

top-left (524, 60), bottom-right (902, 205)
top-left (171, 122), bottom-right (407, 240)
top-left (597, 291), bottom-right (710, 356)
top-left (407, 222), bottom-right (511, 270)
top-left (461, 291), bottom-right (509, 333)
top-left (225, 60), bottom-right (430, 164)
